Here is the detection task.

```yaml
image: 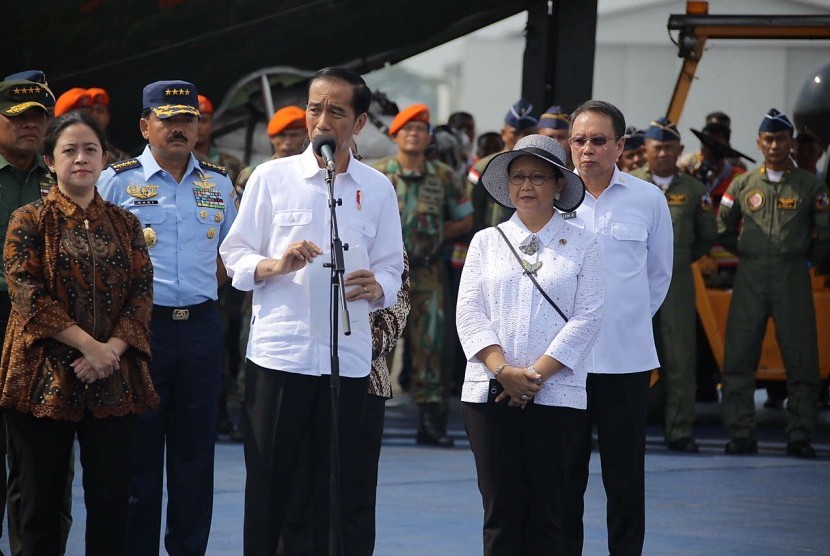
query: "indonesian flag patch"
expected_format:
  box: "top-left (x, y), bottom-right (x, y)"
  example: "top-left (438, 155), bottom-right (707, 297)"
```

top-left (721, 193), bottom-right (734, 208)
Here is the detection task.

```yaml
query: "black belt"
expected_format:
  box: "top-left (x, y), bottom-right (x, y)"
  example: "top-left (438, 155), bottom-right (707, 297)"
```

top-left (152, 300), bottom-right (216, 321)
top-left (409, 254), bottom-right (441, 268)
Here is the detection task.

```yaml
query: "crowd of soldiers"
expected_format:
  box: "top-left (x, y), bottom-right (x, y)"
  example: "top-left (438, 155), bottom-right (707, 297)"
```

top-left (0, 66), bottom-right (827, 554)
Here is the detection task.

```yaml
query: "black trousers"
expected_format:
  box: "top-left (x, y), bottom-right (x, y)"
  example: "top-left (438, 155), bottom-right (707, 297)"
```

top-left (463, 400), bottom-right (586, 556)
top-left (243, 360), bottom-right (368, 556)
top-left (278, 392), bottom-right (387, 556)
top-left (564, 371), bottom-right (651, 556)
top-left (4, 410), bottom-right (134, 556)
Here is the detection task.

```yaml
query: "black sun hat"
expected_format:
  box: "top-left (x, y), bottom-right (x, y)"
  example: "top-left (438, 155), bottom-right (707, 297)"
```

top-left (480, 134), bottom-right (585, 212)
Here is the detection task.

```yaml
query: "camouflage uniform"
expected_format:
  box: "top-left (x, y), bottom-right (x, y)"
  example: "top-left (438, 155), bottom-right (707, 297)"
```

top-left (631, 166), bottom-right (717, 442)
top-left (373, 157), bottom-right (473, 423)
top-left (718, 165), bottom-right (830, 445)
top-left (197, 145), bottom-right (242, 187)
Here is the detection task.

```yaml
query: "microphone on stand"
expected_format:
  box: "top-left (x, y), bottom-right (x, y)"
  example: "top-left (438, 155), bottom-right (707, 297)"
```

top-left (312, 134), bottom-right (337, 172)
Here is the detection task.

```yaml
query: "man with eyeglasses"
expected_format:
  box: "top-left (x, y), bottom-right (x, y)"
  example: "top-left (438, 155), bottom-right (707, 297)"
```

top-left (561, 100), bottom-right (673, 556)
top-left (718, 109), bottom-right (830, 459)
top-left (631, 117), bottom-right (717, 454)
top-left (374, 103), bottom-right (473, 447)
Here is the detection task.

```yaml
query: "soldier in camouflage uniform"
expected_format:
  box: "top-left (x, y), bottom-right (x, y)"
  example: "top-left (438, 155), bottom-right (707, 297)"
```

top-left (54, 86), bottom-right (131, 163)
top-left (195, 94), bottom-right (242, 184)
top-left (374, 104), bottom-right (473, 446)
top-left (468, 99), bottom-right (538, 233)
top-left (718, 109), bottom-right (830, 458)
top-left (631, 118), bottom-right (717, 453)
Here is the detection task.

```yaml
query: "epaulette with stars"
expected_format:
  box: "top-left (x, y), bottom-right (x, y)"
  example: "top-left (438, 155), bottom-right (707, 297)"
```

top-left (199, 160), bottom-right (228, 176)
top-left (110, 158), bottom-right (141, 174)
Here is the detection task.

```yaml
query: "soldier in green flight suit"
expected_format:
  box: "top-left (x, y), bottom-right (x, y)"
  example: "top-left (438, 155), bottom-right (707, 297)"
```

top-left (374, 104), bottom-right (473, 447)
top-left (631, 118), bottom-right (716, 453)
top-left (718, 109), bottom-right (830, 458)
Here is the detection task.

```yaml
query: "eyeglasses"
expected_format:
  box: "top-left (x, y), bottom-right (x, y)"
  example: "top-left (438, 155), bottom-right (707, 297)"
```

top-left (508, 173), bottom-right (554, 186)
top-left (568, 135), bottom-right (622, 148)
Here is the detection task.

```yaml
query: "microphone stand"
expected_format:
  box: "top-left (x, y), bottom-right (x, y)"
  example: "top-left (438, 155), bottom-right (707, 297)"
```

top-left (324, 160), bottom-right (350, 556)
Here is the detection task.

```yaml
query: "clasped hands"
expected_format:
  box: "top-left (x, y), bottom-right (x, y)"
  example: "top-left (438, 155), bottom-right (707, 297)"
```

top-left (495, 365), bottom-right (543, 408)
top-left (71, 338), bottom-right (125, 384)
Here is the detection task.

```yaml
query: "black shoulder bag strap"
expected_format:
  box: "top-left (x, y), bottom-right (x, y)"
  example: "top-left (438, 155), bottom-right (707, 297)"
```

top-left (495, 225), bottom-right (569, 323)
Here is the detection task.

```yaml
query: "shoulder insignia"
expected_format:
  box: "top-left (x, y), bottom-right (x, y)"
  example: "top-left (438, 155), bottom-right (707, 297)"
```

top-left (199, 160), bottom-right (228, 176)
top-left (110, 158), bottom-right (141, 174)
top-left (667, 194), bottom-right (687, 206)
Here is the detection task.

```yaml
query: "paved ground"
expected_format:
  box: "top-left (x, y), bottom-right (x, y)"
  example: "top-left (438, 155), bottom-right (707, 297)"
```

top-left (3, 392), bottom-right (829, 555)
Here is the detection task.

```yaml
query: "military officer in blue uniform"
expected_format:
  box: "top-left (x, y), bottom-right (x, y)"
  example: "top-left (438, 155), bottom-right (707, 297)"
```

top-left (98, 80), bottom-right (237, 556)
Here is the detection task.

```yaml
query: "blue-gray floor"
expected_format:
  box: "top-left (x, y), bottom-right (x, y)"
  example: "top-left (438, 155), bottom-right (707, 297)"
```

top-left (4, 392), bottom-right (830, 555)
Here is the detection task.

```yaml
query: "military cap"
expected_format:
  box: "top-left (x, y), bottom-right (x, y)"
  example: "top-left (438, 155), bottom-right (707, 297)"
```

top-left (759, 108), bottom-right (793, 134)
top-left (267, 105), bottom-right (306, 137)
top-left (0, 79), bottom-right (56, 116)
top-left (504, 98), bottom-right (538, 131)
top-left (623, 127), bottom-right (646, 151)
top-left (4, 70), bottom-right (47, 84)
top-left (645, 117), bottom-right (681, 141)
top-left (86, 87), bottom-right (110, 105)
top-left (538, 105), bottom-right (569, 130)
top-left (389, 103), bottom-right (430, 136)
top-left (143, 80), bottom-right (200, 119)
top-left (198, 94), bottom-right (214, 115)
top-left (55, 88), bottom-right (91, 117)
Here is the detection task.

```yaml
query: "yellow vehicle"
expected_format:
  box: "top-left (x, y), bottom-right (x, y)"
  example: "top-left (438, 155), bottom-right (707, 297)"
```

top-left (654, 1), bottom-right (830, 407)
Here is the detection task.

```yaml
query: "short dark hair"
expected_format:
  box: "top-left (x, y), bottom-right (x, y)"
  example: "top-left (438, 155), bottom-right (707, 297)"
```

top-left (570, 100), bottom-right (626, 138)
top-left (706, 111), bottom-right (731, 127)
top-left (43, 111), bottom-right (108, 159)
top-left (308, 66), bottom-right (371, 116)
top-left (448, 112), bottom-right (474, 127)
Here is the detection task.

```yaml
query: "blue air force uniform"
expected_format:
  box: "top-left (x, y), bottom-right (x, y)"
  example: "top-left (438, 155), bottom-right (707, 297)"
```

top-left (97, 80), bottom-right (237, 555)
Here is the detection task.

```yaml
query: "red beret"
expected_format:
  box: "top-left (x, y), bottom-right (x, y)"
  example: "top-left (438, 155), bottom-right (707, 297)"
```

top-left (389, 104), bottom-right (430, 136)
top-left (267, 105), bottom-right (306, 137)
top-left (85, 87), bottom-right (110, 105)
top-left (54, 88), bottom-right (91, 117)
top-left (198, 95), bottom-right (214, 115)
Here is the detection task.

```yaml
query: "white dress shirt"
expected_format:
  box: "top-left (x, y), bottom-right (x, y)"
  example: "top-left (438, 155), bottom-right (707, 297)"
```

top-left (457, 212), bottom-right (605, 409)
top-left (219, 146), bottom-right (404, 377)
top-left (565, 166), bottom-right (673, 374)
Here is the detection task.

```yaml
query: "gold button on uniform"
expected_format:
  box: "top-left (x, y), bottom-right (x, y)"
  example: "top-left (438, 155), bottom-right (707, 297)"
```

top-left (207, 228), bottom-right (216, 239)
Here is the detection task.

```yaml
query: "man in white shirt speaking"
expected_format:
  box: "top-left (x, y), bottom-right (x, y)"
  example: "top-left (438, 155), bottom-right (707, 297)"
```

top-left (219, 66), bottom-right (404, 555)
top-left (561, 100), bottom-right (673, 556)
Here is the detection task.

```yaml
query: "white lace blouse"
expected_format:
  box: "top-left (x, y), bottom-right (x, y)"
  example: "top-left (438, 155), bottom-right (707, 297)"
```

top-left (457, 212), bottom-right (605, 409)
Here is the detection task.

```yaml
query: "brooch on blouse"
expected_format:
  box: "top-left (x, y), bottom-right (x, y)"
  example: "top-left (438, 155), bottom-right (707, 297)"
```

top-left (521, 259), bottom-right (542, 275)
top-left (519, 234), bottom-right (540, 255)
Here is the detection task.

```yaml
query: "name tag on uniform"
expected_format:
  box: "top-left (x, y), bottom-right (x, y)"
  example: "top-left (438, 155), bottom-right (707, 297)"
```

top-left (562, 211), bottom-right (576, 220)
top-left (134, 199), bottom-right (159, 206)
top-left (667, 194), bottom-right (687, 206)
top-left (776, 198), bottom-right (797, 210)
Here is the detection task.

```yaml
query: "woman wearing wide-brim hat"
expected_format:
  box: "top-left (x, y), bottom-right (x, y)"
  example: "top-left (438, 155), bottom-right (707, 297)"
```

top-left (456, 134), bottom-right (606, 555)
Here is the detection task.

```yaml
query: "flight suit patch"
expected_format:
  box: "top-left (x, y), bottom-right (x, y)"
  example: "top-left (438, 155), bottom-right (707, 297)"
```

top-left (667, 194), bottom-right (687, 206)
top-left (745, 189), bottom-right (765, 211)
top-left (776, 197), bottom-right (797, 210)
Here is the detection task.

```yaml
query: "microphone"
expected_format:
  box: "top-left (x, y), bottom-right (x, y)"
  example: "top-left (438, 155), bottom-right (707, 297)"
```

top-left (312, 134), bottom-right (337, 172)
